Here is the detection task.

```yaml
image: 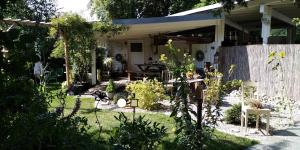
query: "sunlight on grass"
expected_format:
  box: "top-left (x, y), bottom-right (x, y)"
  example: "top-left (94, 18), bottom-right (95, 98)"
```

top-left (48, 84), bottom-right (257, 150)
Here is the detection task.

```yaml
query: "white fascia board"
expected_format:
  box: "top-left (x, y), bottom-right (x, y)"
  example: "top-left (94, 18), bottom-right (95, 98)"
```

top-left (169, 3), bottom-right (223, 17)
top-left (170, 0), bottom-right (252, 17)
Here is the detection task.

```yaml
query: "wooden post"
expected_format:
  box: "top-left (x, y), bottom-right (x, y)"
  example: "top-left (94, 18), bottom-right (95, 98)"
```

top-left (62, 33), bottom-right (71, 87)
top-left (91, 47), bottom-right (96, 85)
top-left (188, 42), bottom-right (192, 55)
top-left (195, 81), bottom-right (203, 130)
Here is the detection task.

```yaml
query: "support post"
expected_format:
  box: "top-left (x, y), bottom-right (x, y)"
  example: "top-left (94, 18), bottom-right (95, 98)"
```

top-left (215, 19), bottom-right (225, 48)
top-left (91, 48), bottom-right (96, 85)
top-left (214, 18), bottom-right (225, 63)
top-left (260, 5), bottom-right (272, 45)
top-left (62, 33), bottom-right (71, 87)
top-left (287, 27), bottom-right (296, 44)
top-left (188, 42), bottom-right (192, 55)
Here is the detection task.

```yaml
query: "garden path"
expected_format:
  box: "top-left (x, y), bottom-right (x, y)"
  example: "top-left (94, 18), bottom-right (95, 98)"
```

top-left (219, 93), bottom-right (300, 150)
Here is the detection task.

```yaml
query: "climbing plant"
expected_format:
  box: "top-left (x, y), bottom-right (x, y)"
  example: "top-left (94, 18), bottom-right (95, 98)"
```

top-left (160, 40), bottom-right (222, 149)
top-left (50, 13), bottom-right (126, 84)
top-left (268, 51), bottom-right (297, 125)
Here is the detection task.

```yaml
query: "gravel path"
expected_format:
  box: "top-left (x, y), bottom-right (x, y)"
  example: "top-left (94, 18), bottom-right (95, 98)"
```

top-left (219, 93), bottom-right (300, 150)
top-left (84, 85), bottom-right (300, 150)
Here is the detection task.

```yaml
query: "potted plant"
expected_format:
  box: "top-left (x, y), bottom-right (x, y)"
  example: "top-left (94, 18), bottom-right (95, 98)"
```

top-left (106, 79), bottom-right (116, 99)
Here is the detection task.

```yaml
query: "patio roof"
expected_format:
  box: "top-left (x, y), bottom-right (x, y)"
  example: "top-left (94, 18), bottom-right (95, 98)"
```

top-left (108, 13), bottom-right (223, 40)
top-left (0, 18), bottom-right (52, 27)
top-left (170, 0), bottom-right (300, 27)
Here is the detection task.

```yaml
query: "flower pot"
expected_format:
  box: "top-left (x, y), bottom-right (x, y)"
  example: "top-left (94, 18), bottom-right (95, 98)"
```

top-left (106, 92), bottom-right (114, 99)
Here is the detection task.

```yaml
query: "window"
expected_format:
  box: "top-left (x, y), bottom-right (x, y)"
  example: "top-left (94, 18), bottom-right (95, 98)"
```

top-left (130, 43), bottom-right (143, 52)
top-left (271, 29), bottom-right (287, 36)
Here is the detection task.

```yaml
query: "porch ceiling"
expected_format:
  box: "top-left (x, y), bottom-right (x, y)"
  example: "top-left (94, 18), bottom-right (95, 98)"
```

top-left (106, 13), bottom-right (222, 40)
top-left (225, 0), bottom-right (300, 24)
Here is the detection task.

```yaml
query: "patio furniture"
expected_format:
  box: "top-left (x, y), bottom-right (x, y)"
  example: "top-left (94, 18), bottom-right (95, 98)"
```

top-left (240, 81), bottom-right (271, 135)
top-left (135, 63), bottom-right (165, 73)
top-left (241, 106), bottom-right (271, 135)
top-left (161, 70), bottom-right (174, 95)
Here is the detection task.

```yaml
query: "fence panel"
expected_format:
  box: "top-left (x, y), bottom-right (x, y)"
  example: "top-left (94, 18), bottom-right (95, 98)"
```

top-left (219, 45), bottom-right (300, 101)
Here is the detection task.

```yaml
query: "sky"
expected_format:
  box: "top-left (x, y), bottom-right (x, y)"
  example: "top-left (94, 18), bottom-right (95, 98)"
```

top-left (56, 0), bottom-right (97, 21)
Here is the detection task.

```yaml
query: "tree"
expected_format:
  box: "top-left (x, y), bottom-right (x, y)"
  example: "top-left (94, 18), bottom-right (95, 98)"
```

top-left (0, 0), bottom-right (58, 112)
top-left (50, 13), bottom-right (126, 85)
top-left (90, 0), bottom-right (300, 20)
top-left (89, 0), bottom-right (199, 19)
top-left (50, 13), bottom-right (95, 85)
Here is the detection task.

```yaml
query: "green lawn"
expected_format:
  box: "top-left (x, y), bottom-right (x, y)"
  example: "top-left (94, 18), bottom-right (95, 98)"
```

top-left (48, 84), bottom-right (258, 150)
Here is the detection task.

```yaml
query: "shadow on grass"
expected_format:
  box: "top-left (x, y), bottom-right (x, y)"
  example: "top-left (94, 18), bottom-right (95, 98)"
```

top-left (206, 138), bottom-right (259, 150)
top-left (273, 128), bottom-right (300, 136)
top-left (222, 101), bottom-right (233, 107)
top-left (247, 140), bottom-right (290, 150)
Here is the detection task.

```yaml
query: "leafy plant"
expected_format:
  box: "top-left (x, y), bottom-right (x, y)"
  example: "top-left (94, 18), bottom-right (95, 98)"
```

top-left (222, 79), bottom-right (243, 94)
top-left (160, 39), bottom-right (223, 149)
top-left (109, 112), bottom-right (166, 150)
top-left (50, 13), bottom-right (126, 84)
top-left (106, 79), bottom-right (116, 93)
top-left (224, 103), bottom-right (257, 126)
top-left (126, 79), bottom-right (166, 110)
top-left (113, 92), bottom-right (128, 104)
top-left (268, 50), bottom-right (296, 124)
top-left (204, 71), bottom-right (223, 104)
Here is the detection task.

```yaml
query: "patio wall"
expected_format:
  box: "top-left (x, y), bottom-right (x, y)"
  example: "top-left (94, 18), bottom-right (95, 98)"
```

top-left (108, 38), bottom-right (216, 72)
top-left (219, 45), bottom-right (300, 101)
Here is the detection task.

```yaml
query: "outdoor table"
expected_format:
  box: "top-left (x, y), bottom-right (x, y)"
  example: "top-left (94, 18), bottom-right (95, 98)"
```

top-left (241, 106), bottom-right (271, 135)
top-left (168, 78), bottom-right (203, 84)
top-left (135, 63), bottom-right (165, 72)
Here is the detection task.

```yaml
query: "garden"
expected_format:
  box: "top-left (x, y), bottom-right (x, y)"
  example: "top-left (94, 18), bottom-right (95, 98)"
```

top-left (47, 83), bottom-right (257, 150)
top-left (1, 0), bottom-right (300, 150)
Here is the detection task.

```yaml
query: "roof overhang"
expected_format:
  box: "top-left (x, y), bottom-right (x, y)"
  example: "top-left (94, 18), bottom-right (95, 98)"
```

top-left (0, 18), bottom-right (52, 27)
top-left (170, 0), bottom-right (300, 28)
top-left (106, 13), bottom-right (223, 40)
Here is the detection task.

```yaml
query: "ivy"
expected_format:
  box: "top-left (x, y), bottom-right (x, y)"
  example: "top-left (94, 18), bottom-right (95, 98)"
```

top-left (49, 13), bottom-right (126, 83)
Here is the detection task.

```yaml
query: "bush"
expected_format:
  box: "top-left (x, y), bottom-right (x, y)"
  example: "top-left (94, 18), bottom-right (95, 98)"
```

top-left (0, 88), bottom-right (99, 149)
top-left (106, 79), bottom-right (116, 93)
top-left (126, 79), bottom-right (166, 110)
top-left (113, 92), bottom-right (128, 104)
top-left (222, 79), bottom-right (242, 94)
top-left (109, 113), bottom-right (166, 150)
top-left (224, 103), bottom-right (257, 126)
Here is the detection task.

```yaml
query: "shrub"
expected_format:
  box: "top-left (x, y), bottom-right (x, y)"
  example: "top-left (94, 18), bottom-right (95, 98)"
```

top-left (106, 79), bottom-right (116, 93)
top-left (222, 79), bottom-right (243, 94)
top-left (126, 79), bottom-right (166, 110)
top-left (224, 103), bottom-right (257, 126)
top-left (109, 113), bottom-right (166, 150)
top-left (113, 92), bottom-right (128, 104)
top-left (0, 88), bottom-right (99, 149)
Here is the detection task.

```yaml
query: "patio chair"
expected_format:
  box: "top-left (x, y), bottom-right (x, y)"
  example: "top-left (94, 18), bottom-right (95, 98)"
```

top-left (240, 81), bottom-right (271, 135)
top-left (161, 70), bottom-right (174, 95)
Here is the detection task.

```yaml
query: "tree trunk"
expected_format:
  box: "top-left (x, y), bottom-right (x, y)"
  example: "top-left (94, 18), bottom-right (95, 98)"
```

top-left (62, 33), bottom-right (71, 87)
top-left (195, 82), bottom-right (203, 130)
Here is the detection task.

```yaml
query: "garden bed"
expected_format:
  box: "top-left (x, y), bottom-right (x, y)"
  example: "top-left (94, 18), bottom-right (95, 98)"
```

top-left (48, 94), bottom-right (258, 150)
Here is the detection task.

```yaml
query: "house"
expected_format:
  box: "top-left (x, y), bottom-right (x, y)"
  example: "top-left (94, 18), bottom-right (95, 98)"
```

top-left (92, 0), bottom-right (299, 84)
top-left (3, 1), bottom-right (298, 85)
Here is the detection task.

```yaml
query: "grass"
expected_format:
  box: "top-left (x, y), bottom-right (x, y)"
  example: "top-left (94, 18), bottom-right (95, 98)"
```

top-left (48, 83), bottom-right (258, 150)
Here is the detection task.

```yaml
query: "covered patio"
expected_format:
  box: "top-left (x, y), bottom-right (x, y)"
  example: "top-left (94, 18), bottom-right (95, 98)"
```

top-left (92, 13), bottom-right (225, 82)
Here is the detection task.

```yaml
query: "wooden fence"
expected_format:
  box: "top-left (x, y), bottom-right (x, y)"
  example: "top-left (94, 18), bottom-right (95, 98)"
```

top-left (219, 45), bottom-right (300, 101)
